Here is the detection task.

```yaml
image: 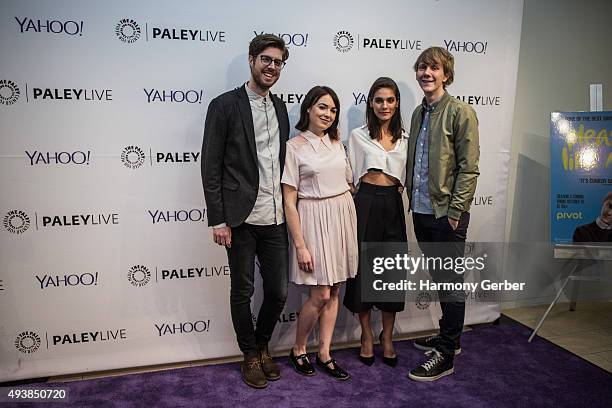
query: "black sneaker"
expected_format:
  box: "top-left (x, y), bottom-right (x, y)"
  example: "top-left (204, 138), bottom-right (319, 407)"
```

top-left (408, 350), bottom-right (454, 382)
top-left (413, 335), bottom-right (461, 355)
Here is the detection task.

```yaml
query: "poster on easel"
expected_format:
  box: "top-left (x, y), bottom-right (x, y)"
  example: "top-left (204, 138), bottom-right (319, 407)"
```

top-left (550, 111), bottom-right (612, 244)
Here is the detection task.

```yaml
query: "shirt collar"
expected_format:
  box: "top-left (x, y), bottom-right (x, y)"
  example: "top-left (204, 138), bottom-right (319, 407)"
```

top-left (302, 130), bottom-right (332, 151)
top-left (245, 83), bottom-right (269, 103)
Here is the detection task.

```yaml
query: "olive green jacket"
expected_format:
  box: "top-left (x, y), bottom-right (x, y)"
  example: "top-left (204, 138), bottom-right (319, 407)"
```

top-left (406, 91), bottom-right (480, 220)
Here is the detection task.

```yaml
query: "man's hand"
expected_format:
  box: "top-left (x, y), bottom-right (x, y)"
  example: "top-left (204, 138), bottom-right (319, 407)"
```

top-left (448, 217), bottom-right (459, 231)
top-left (213, 226), bottom-right (232, 248)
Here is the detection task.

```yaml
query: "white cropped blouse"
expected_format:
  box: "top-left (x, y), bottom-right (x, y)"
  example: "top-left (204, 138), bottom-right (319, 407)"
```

top-left (347, 125), bottom-right (408, 187)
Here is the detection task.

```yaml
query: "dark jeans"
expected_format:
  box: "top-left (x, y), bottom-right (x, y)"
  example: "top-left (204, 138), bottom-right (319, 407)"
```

top-left (226, 223), bottom-right (288, 354)
top-left (412, 212), bottom-right (470, 361)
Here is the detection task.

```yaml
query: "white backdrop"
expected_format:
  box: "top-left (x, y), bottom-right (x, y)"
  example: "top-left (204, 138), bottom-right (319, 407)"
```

top-left (0, 0), bottom-right (523, 381)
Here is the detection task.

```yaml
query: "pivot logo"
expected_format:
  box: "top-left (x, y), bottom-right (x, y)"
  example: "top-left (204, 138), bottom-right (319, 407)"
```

top-left (36, 272), bottom-right (99, 290)
top-left (116, 19), bottom-right (141, 43)
top-left (415, 291), bottom-right (432, 310)
top-left (26, 150), bottom-right (91, 166)
top-left (0, 80), bottom-right (20, 105)
top-left (254, 31), bottom-right (309, 47)
top-left (144, 89), bottom-right (203, 104)
top-left (148, 209), bottom-right (206, 224)
top-left (122, 146), bottom-right (146, 169)
top-left (334, 31), bottom-right (354, 53)
top-left (51, 329), bottom-right (127, 346)
top-left (444, 40), bottom-right (488, 54)
top-left (455, 95), bottom-right (500, 106)
top-left (15, 331), bottom-right (41, 354)
top-left (15, 17), bottom-right (84, 36)
top-left (128, 265), bottom-right (151, 287)
top-left (273, 93), bottom-right (304, 104)
top-left (154, 320), bottom-right (211, 336)
top-left (3, 210), bottom-right (30, 234)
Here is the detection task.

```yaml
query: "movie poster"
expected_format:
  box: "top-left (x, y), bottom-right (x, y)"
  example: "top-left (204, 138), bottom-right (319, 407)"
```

top-left (550, 111), bottom-right (612, 244)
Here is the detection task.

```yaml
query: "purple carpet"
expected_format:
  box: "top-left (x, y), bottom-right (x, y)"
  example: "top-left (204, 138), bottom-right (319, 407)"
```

top-left (5, 317), bottom-right (612, 408)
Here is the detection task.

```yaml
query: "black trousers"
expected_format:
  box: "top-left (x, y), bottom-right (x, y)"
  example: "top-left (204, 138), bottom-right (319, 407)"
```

top-left (412, 212), bottom-right (470, 361)
top-left (226, 223), bottom-right (288, 354)
top-left (344, 182), bottom-right (407, 313)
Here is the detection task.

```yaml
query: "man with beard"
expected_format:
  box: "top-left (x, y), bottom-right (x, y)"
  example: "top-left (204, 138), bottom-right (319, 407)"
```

top-left (201, 34), bottom-right (290, 389)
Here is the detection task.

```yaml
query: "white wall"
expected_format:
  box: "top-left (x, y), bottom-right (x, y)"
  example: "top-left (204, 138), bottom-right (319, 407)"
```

top-left (504, 0), bottom-right (612, 308)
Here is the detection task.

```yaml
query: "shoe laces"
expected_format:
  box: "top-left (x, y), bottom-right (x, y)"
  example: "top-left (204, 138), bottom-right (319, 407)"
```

top-left (261, 351), bottom-right (273, 362)
top-left (247, 359), bottom-right (262, 370)
top-left (421, 350), bottom-right (444, 371)
top-left (425, 334), bottom-right (441, 342)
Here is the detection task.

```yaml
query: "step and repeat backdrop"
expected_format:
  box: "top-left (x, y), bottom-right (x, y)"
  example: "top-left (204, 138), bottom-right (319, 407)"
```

top-left (0, 0), bottom-right (523, 381)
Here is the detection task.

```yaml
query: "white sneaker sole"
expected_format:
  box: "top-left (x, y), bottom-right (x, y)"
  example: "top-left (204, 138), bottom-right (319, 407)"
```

top-left (408, 367), bottom-right (454, 382)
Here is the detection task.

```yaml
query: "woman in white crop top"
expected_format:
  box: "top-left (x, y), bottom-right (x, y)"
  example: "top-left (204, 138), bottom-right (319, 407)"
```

top-left (343, 77), bottom-right (408, 368)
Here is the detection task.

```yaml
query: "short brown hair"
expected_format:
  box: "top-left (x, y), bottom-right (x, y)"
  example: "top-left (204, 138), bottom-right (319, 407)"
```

top-left (413, 47), bottom-right (454, 88)
top-left (248, 34), bottom-right (289, 61)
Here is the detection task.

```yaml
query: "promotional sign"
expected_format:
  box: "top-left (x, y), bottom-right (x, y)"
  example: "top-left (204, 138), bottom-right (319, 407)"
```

top-left (550, 111), bottom-right (612, 244)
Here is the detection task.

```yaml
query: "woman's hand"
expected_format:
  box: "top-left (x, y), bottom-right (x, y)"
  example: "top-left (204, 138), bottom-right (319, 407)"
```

top-left (297, 247), bottom-right (314, 273)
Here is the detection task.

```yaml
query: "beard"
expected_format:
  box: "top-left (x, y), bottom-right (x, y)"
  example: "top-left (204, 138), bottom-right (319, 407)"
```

top-left (250, 66), bottom-right (278, 92)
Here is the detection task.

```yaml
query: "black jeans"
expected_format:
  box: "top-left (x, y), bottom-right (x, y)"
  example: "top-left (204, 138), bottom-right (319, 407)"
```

top-left (412, 212), bottom-right (470, 361)
top-left (226, 223), bottom-right (288, 354)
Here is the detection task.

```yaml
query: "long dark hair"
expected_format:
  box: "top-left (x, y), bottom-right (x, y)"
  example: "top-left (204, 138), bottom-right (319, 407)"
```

top-left (366, 77), bottom-right (404, 143)
top-left (295, 86), bottom-right (340, 141)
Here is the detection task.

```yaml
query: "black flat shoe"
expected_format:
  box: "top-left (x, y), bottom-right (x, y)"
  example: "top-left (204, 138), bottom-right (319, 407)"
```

top-left (379, 331), bottom-right (398, 367)
top-left (316, 355), bottom-right (350, 380)
top-left (289, 348), bottom-right (315, 376)
top-left (359, 334), bottom-right (375, 366)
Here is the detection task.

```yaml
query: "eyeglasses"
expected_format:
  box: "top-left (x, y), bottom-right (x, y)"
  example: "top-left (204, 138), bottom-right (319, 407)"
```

top-left (258, 54), bottom-right (286, 69)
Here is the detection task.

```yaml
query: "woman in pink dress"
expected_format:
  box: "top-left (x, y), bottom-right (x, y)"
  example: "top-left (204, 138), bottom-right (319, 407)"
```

top-left (282, 86), bottom-right (357, 380)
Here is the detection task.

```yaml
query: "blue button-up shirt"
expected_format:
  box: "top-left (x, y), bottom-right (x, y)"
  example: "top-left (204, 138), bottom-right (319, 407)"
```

top-left (411, 99), bottom-right (438, 214)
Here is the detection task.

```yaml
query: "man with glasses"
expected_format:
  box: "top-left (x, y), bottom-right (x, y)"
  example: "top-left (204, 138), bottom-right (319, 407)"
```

top-left (201, 34), bottom-right (290, 389)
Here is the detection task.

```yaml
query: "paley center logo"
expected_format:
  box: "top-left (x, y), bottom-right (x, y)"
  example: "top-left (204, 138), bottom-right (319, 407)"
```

top-left (15, 331), bottom-right (42, 354)
top-left (51, 328), bottom-right (127, 346)
top-left (128, 265), bottom-right (151, 287)
top-left (0, 79), bottom-right (21, 105)
top-left (115, 18), bottom-right (141, 43)
top-left (333, 30), bottom-right (354, 53)
top-left (128, 263), bottom-right (229, 287)
top-left (121, 145), bottom-right (200, 169)
top-left (115, 18), bottom-right (226, 44)
top-left (415, 291), bottom-right (432, 310)
top-left (3, 210), bottom-right (31, 234)
top-left (334, 30), bottom-right (422, 53)
top-left (455, 95), bottom-right (501, 107)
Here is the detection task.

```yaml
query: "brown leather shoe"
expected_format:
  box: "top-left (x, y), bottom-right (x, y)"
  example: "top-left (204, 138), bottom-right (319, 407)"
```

top-left (258, 344), bottom-right (281, 381)
top-left (241, 352), bottom-right (268, 389)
